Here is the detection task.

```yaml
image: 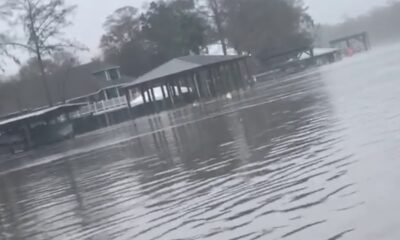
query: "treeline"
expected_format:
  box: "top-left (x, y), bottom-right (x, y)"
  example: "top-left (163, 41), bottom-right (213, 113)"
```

top-left (0, 0), bottom-right (312, 115)
top-left (100, 0), bottom-right (313, 77)
top-left (316, 1), bottom-right (400, 47)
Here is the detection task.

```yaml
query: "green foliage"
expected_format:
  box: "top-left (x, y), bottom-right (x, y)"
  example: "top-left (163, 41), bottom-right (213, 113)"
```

top-left (100, 0), bottom-right (208, 77)
top-left (222, 0), bottom-right (312, 61)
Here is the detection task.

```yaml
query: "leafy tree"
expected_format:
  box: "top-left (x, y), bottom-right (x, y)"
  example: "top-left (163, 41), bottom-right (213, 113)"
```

top-left (100, 6), bottom-right (155, 77)
top-left (3, 0), bottom-right (83, 106)
top-left (141, 0), bottom-right (208, 60)
top-left (100, 0), bottom-right (209, 77)
top-left (222, 0), bottom-right (312, 61)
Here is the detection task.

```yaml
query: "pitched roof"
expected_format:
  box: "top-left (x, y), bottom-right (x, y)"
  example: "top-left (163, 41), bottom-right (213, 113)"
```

top-left (124, 55), bottom-right (246, 88)
top-left (49, 61), bottom-right (135, 101)
top-left (0, 104), bottom-right (84, 129)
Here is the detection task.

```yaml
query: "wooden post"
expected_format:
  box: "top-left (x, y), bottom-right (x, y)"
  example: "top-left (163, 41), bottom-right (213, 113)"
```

top-left (161, 82), bottom-right (167, 100)
top-left (167, 82), bottom-right (175, 105)
top-left (103, 90), bottom-right (108, 101)
top-left (22, 122), bottom-right (33, 148)
top-left (171, 80), bottom-right (177, 98)
top-left (125, 88), bottom-right (132, 109)
top-left (146, 89), bottom-right (152, 103)
top-left (150, 86), bottom-right (158, 111)
top-left (202, 71), bottom-right (212, 97)
top-left (243, 59), bottom-right (251, 85)
top-left (177, 79), bottom-right (183, 97)
top-left (116, 87), bottom-right (121, 97)
top-left (187, 73), bottom-right (195, 97)
top-left (140, 86), bottom-right (147, 104)
top-left (150, 87), bottom-right (156, 102)
top-left (193, 73), bottom-right (201, 99)
top-left (124, 88), bottom-right (133, 118)
top-left (234, 61), bottom-right (243, 86)
top-left (228, 62), bottom-right (238, 91)
top-left (215, 65), bottom-right (225, 95)
top-left (104, 113), bottom-right (111, 126)
top-left (223, 63), bottom-right (233, 92)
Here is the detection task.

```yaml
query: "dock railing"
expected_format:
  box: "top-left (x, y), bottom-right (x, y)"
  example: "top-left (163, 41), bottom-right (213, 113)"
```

top-left (71, 96), bottom-right (128, 118)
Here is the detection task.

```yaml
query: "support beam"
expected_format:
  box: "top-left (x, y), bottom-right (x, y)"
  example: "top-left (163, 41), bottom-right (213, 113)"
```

top-left (171, 81), bottom-right (178, 98)
top-left (193, 73), bottom-right (201, 99)
top-left (228, 62), bottom-right (240, 91)
top-left (243, 59), bottom-right (251, 85)
top-left (125, 88), bottom-right (132, 109)
top-left (208, 69), bottom-right (216, 97)
top-left (161, 82), bottom-right (167, 100)
top-left (146, 89), bottom-right (152, 103)
top-left (22, 122), bottom-right (33, 148)
top-left (177, 79), bottom-right (183, 97)
top-left (150, 87), bottom-right (156, 102)
top-left (140, 87), bottom-right (147, 104)
top-left (103, 90), bottom-right (108, 101)
top-left (215, 65), bottom-right (226, 95)
top-left (167, 82), bottom-right (175, 105)
top-left (235, 61), bottom-right (243, 84)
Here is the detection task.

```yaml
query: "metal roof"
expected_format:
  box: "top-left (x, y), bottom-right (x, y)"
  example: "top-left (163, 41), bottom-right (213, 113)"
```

top-left (49, 61), bottom-right (135, 101)
top-left (124, 55), bottom-right (246, 88)
top-left (0, 104), bottom-right (84, 129)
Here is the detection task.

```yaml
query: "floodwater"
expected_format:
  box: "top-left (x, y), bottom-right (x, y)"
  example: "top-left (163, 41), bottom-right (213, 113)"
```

top-left (1, 44), bottom-right (400, 240)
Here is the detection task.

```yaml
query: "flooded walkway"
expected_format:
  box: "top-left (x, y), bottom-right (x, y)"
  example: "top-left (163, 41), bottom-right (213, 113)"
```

top-left (1, 44), bottom-right (400, 240)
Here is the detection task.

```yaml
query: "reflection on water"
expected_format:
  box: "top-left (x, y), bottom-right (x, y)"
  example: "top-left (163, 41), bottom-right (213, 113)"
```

top-left (1, 45), bottom-right (400, 239)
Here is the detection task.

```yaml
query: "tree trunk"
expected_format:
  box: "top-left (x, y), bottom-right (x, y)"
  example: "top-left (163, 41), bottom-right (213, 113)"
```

top-left (36, 49), bottom-right (53, 107)
top-left (215, 17), bottom-right (228, 56)
top-left (209, 0), bottom-right (228, 56)
top-left (26, 0), bottom-right (53, 107)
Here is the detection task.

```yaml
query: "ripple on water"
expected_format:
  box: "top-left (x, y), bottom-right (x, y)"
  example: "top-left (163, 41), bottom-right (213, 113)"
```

top-left (3, 47), bottom-right (400, 239)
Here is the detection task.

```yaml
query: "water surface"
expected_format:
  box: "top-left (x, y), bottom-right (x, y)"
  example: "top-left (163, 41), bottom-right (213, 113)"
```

top-left (1, 45), bottom-right (400, 240)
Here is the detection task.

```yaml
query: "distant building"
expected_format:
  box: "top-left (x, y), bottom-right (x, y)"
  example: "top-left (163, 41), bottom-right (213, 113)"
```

top-left (49, 61), bottom-right (137, 117)
top-left (54, 61), bottom-right (135, 103)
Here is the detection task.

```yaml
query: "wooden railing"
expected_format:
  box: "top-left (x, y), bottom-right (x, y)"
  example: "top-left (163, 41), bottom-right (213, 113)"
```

top-left (71, 96), bottom-right (128, 118)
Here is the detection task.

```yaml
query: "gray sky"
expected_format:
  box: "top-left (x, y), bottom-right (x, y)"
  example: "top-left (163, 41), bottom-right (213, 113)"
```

top-left (304, 0), bottom-right (388, 24)
top-left (1, 0), bottom-right (391, 74)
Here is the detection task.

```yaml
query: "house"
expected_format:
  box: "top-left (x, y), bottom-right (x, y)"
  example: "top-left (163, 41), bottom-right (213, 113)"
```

top-left (57, 61), bottom-right (135, 102)
top-left (49, 61), bottom-right (137, 117)
top-left (0, 104), bottom-right (84, 153)
top-left (123, 55), bottom-right (251, 109)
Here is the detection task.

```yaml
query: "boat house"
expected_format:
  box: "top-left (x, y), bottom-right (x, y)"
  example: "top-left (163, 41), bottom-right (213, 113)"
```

top-left (330, 32), bottom-right (371, 54)
top-left (0, 104), bottom-right (84, 153)
top-left (123, 55), bottom-right (251, 112)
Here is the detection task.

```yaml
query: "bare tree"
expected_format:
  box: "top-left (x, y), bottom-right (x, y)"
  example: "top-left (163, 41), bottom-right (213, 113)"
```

top-left (52, 51), bottom-right (79, 103)
top-left (3, 0), bottom-right (82, 107)
top-left (0, 0), bottom-right (17, 72)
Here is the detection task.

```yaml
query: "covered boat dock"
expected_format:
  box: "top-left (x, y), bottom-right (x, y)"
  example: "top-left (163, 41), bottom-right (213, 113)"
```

top-left (330, 32), bottom-right (371, 52)
top-left (0, 104), bottom-right (84, 151)
top-left (123, 55), bottom-right (252, 110)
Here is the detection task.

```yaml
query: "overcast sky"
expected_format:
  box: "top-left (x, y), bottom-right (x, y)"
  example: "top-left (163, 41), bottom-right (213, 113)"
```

top-left (1, 0), bottom-right (391, 74)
